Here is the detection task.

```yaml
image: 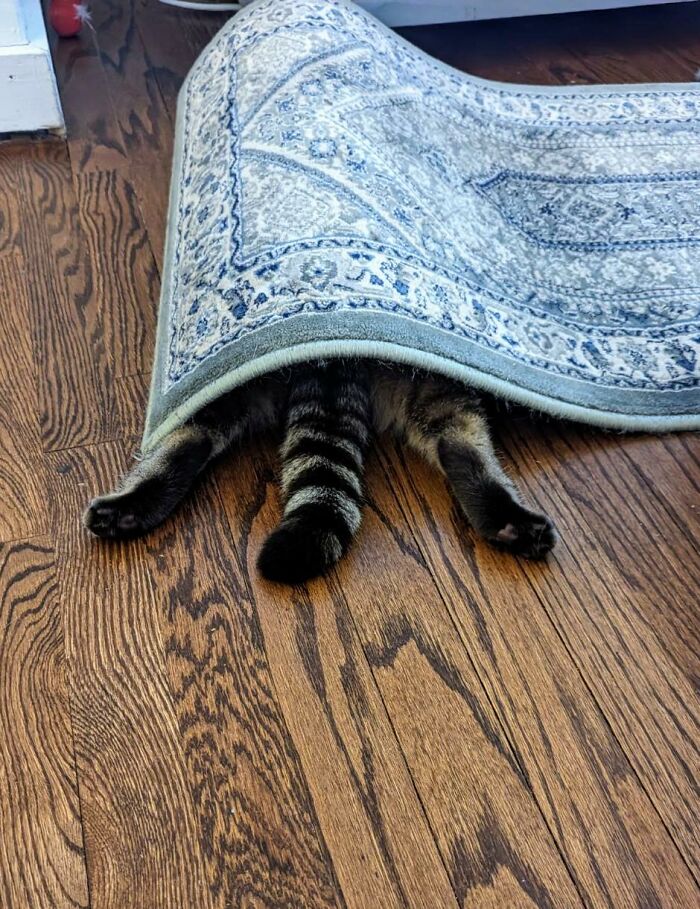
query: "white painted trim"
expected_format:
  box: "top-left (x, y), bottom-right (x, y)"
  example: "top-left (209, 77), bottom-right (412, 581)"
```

top-left (0, 0), bottom-right (26, 45)
top-left (356, 0), bottom-right (695, 27)
top-left (0, 0), bottom-right (63, 133)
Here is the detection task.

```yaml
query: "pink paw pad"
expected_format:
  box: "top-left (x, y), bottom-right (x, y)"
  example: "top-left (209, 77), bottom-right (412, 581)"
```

top-left (496, 523), bottom-right (519, 543)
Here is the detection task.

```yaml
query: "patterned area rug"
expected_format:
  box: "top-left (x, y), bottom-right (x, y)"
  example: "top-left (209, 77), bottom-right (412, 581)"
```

top-left (143, 0), bottom-right (700, 450)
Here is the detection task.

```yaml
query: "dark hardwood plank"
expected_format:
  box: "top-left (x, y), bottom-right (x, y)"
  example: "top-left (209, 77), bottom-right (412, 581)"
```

top-left (133, 0), bottom-right (195, 119)
top-left (49, 2), bottom-right (173, 277)
top-left (126, 156), bottom-right (171, 276)
top-left (48, 23), bottom-right (127, 174)
top-left (173, 3), bottom-right (230, 59)
top-left (503, 420), bottom-right (699, 681)
top-left (52, 439), bottom-right (343, 908)
top-left (90, 0), bottom-right (173, 163)
top-left (0, 255), bottom-right (48, 541)
top-left (76, 170), bottom-right (158, 378)
top-left (114, 373), bottom-right (149, 444)
top-left (496, 417), bottom-right (700, 878)
top-left (400, 1), bottom-right (700, 85)
top-left (619, 432), bottom-right (699, 562)
top-left (18, 142), bottom-right (115, 450)
top-left (133, 0), bottom-right (230, 129)
top-left (216, 449), bottom-right (581, 909)
top-left (140, 473), bottom-right (344, 908)
top-left (376, 441), bottom-right (700, 908)
top-left (0, 143), bottom-right (26, 257)
top-left (48, 442), bottom-right (217, 909)
top-left (88, 0), bottom-right (178, 273)
top-left (215, 454), bottom-right (457, 909)
top-left (0, 537), bottom-right (89, 909)
top-left (535, 3), bottom-right (700, 85)
top-left (332, 488), bottom-right (584, 909)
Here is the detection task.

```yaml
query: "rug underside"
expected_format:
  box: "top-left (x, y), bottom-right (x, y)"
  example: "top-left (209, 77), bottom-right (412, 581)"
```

top-left (143, 0), bottom-right (700, 451)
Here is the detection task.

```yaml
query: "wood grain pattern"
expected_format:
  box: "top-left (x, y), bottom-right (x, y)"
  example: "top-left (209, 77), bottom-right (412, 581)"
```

top-left (47, 23), bottom-right (127, 175)
top-left (91, 0), bottom-right (173, 164)
top-left (627, 433), bottom-right (700, 526)
top-left (126, 159), bottom-right (172, 275)
top-left (18, 142), bottom-right (115, 450)
top-left (0, 537), bottom-right (89, 909)
top-left (216, 452), bottom-right (458, 909)
top-left (0, 143), bottom-right (26, 257)
top-left (114, 374), bottom-right (149, 444)
top-left (376, 440), bottom-right (700, 908)
top-left (141, 473), bottom-right (344, 909)
top-left (77, 170), bottom-right (158, 378)
top-left (331, 496), bottom-right (584, 909)
top-left (496, 418), bottom-right (700, 879)
top-left (48, 442), bottom-right (217, 909)
top-left (504, 421), bottom-right (700, 681)
top-left (133, 0), bottom-right (194, 119)
top-left (0, 255), bottom-right (48, 541)
top-left (1, 2), bottom-right (698, 906)
top-left (216, 449), bottom-right (581, 909)
top-left (89, 0), bottom-right (178, 274)
top-left (399, 0), bottom-right (700, 85)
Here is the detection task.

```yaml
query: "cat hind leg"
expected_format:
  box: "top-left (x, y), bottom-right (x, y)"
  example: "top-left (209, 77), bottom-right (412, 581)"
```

top-left (84, 425), bottom-right (214, 539)
top-left (375, 371), bottom-right (557, 559)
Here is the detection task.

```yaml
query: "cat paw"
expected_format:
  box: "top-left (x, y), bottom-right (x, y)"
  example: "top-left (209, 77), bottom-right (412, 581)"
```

top-left (489, 506), bottom-right (557, 560)
top-left (83, 493), bottom-right (144, 540)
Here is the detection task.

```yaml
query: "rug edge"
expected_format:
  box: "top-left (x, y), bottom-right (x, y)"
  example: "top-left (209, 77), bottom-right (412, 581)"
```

top-left (142, 336), bottom-right (700, 452)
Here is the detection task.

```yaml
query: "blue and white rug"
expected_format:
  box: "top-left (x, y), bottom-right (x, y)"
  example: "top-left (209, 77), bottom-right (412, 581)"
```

top-left (143, 0), bottom-right (700, 451)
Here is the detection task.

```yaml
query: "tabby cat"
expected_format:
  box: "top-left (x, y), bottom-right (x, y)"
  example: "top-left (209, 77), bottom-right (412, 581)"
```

top-left (84, 360), bottom-right (556, 583)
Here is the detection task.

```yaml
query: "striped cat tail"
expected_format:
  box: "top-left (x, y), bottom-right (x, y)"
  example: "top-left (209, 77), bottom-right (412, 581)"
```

top-left (257, 361), bottom-right (371, 584)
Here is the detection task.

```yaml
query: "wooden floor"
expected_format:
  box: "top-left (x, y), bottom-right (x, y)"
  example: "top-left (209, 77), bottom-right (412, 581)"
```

top-left (1, 2), bottom-right (699, 907)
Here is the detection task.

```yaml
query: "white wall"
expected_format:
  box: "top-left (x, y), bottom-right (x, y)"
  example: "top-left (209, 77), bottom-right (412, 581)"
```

top-left (0, 0), bottom-right (63, 133)
top-left (0, 0), bottom-right (26, 45)
top-left (357, 0), bottom-right (695, 27)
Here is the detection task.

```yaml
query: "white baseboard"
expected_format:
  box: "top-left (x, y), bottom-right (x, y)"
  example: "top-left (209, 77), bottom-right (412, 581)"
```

top-left (0, 0), bottom-right (63, 133)
top-left (357, 0), bottom-right (695, 27)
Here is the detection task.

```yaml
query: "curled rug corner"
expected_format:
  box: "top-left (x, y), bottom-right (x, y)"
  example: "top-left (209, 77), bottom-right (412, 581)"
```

top-left (143, 0), bottom-right (700, 452)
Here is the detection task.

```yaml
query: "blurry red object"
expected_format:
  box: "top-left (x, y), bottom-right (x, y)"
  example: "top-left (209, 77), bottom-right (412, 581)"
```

top-left (48, 1), bottom-right (90, 37)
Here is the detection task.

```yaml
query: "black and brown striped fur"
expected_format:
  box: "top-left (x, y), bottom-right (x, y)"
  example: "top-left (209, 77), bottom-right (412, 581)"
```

top-left (84, 360), bottom-right (556, 583)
